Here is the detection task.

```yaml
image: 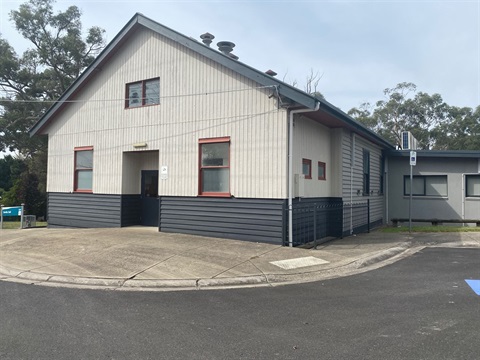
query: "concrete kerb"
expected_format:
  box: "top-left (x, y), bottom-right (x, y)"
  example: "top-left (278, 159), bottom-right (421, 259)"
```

top-left (0, 241), bottom-right (416, 291)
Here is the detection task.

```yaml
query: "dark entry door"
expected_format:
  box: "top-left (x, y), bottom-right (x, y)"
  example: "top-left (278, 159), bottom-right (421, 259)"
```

top-left (141, 170), bottom-right (159, 226)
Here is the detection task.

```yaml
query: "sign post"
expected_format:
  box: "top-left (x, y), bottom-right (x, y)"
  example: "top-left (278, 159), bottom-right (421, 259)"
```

top-left (409, 151), bottom-right (417, 233)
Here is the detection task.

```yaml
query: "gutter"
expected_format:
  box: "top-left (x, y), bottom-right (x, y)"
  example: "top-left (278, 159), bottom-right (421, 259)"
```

top-left (288, 102), bottom-right (320, 247)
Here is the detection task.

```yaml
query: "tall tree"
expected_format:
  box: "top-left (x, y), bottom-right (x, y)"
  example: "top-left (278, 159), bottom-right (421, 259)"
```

top-left (0, 0), bottom-right (106, 215)
top-left (348, 82), bottom-right (453, 150)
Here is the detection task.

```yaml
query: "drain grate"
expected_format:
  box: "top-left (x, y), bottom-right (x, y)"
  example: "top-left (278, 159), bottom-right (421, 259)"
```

top-left (270, 256), bottom-right (329, 270)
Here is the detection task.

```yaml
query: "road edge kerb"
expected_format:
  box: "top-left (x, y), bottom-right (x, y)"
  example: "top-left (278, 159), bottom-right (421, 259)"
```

top-left (0, 242), bottom-right (415, 290)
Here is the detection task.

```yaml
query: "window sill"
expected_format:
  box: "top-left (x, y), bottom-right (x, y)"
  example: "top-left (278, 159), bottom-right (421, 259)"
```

top-left (402, 196), bottom-right (448, 200)
top-left (198, 193), bottom-right (231, 198)
top-left (74, 190), bottom-right (93, 194)
top-left (125, 103), bottom-right (159, 110)
top-left (465, 197), bottom-right (480, 200)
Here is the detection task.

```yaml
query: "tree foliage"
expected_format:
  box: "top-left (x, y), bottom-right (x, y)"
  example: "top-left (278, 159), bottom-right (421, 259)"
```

top-left (348, 82), bottom-right (480, 150)
top-left (0, 0), bottom-right (106, 215)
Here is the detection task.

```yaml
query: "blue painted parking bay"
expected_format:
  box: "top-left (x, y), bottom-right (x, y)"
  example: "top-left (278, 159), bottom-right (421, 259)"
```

top-left (465, 280), bottom-right (480, 295)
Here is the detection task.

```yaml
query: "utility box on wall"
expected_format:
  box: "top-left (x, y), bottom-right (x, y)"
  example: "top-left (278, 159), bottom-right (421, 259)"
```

top-left (294, 174), bottom-right (305, 198)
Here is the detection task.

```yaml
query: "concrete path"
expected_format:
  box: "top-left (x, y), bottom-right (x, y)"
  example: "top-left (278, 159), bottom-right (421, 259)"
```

top-left (0, 227), bottom-right (479, 291)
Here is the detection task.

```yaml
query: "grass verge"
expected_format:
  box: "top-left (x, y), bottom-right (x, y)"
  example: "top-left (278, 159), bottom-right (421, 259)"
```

top-left (382, 225), bottom-right (480, 233)
top-left (1, 221), bottom-right (48, 229)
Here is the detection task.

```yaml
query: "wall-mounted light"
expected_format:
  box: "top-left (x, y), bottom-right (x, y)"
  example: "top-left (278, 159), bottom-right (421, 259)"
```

top-left (133, 142), bottom-right (147, 148)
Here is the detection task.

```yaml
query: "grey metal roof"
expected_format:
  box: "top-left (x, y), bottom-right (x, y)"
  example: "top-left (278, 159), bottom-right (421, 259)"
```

top-left (388, 150), bottom-right (480, 158)
top-left (28, 13), bottom-right (394, 149)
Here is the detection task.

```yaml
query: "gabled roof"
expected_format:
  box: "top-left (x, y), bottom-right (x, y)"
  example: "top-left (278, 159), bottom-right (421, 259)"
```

top-left (29, 13), bottom-right (394, 149)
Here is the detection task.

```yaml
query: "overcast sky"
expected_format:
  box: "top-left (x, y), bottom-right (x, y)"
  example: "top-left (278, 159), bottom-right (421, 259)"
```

top-left (0, 0), bottom-right (479, 113)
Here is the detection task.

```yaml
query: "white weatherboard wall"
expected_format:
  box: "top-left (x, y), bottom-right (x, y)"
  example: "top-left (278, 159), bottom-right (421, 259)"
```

top-left (292, 116), bottom-right (336, 197)
top-left (44, 28), bottom-right (288, 199)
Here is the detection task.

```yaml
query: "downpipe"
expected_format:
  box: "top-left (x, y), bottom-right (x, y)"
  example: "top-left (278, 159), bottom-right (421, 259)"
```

top-left (288, 102), bottom-right (320, 247)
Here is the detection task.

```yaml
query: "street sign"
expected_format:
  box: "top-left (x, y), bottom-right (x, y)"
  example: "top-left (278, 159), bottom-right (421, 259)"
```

top-left (1, 206), bottom-right (22, 217)
top-left (410, 151), bottom-right (417, 166)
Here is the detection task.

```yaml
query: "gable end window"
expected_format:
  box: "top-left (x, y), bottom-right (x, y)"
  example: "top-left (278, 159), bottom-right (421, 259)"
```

top-left (199, 137), bottom-right (230, 196)
top-left (125, 78), bottom-right (160, 108)
top-left (74, 146), bottom-right (93, 192)
top-left (302, 159), bottom-right (312, 179)
top-left (466, 175), bottom-right (480, 197)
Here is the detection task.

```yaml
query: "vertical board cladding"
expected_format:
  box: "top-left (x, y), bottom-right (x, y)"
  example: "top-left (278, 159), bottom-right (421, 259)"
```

top-left (44, 28), bottom-right (288, 199)
top-left (292, 116), bottom-right (333, 197)
top-left (47, 192), bottom-right (122, 228)
top-left (159, 197), bottom-right (285, 244)
top-left (341, 130), bottom-right (384, 231)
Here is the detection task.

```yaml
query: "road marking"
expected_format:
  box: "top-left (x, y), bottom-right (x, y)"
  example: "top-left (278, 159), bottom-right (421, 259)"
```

top-left (270, 256), bottom-right (329, 270)
top-left (465, 279), bottom-right (480, 295)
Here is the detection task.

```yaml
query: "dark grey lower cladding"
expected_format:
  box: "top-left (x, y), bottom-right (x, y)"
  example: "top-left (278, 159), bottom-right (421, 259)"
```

top-left (47, 192), bottom-right (140, 228)
top-left (159, 197), bottom-right (286, 244)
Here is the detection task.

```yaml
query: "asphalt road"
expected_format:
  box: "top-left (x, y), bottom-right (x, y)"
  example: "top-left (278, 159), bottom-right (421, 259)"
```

top-left (0, 247), bottom-right (479, 359)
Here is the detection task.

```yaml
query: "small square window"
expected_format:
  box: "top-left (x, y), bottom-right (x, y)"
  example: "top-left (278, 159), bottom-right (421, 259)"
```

top-left (318, 161), bottom-right (326, 180)
top-left (302, 159), bottom-right (312, 179)
top-left (126, 78), bottom-right (160, 108)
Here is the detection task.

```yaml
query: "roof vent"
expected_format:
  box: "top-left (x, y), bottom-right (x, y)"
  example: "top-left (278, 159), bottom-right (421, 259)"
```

top-left (217, 41), bottom-right (235, 54)
top-left (265, 69), bottom-right (277, 76)
top-left (216, 41), bottom-right (239, 60)
top-left (200, 32), bottom-right (215, 47)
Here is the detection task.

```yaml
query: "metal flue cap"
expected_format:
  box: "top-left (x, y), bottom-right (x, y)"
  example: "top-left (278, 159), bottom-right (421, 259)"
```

top-left (217, 41), bottom-right (235, 54)
top-left (200, 32), bottom-right (215, 46)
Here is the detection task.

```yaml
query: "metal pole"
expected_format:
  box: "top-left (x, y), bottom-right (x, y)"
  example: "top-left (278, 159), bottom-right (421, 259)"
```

top-left (313, 205), bottom-right (317, 249)
top-left (409, 165), bottom-right (412, 233)
top-left (20, 203), bottom-right (25, 229)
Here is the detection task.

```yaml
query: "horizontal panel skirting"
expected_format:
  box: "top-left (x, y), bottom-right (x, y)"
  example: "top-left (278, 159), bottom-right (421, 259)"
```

top-left (47, 192), bottom-right (141, 228)
top-left (159, 196), bottom-right (286, 244)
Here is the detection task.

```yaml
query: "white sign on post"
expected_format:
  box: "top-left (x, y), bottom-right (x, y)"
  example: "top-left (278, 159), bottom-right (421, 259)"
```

top-left (410, 151), bottom-right (417, 166)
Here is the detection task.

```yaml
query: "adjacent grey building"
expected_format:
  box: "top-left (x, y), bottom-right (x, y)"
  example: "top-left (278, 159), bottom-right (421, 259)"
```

top-left (387, 151), bottom-right (480, 223)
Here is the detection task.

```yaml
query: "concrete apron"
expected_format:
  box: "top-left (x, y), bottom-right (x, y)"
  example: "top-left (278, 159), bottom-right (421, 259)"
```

top-left (0, 227), bottom-right (478, 291)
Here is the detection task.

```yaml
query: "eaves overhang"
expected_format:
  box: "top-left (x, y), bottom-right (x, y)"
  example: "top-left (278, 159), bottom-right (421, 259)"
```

top-left (387, 150), bottom-right (480, 158)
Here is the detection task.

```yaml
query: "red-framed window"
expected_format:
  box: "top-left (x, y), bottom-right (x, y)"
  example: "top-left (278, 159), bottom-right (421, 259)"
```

top-left (125, 77), bottom-right (160, 108)
top-left (74, 146), bottom-right (93, 193)
top-left (318, 161), bottom-right (326, 180)
top-left (302, 158), bottom-right (312, 179)
top-left (199, 137), bottom-right (230, 196)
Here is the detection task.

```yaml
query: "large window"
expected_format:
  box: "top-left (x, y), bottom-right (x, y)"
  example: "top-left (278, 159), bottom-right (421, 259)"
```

top-left (466, 175), bottom-right (480, 197)
top-left (125, 78), bottom-right (160, 108)
top-left (199, 137), bottom-right (230, 196)
top-left (74, 146), bottom-right (93, 192)
top-left (302, 159), bottom-right (312, 179)
top-left (363, 149), bottom-right (370, 195)
top-left (403, 175), bottom-right (447, 197)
